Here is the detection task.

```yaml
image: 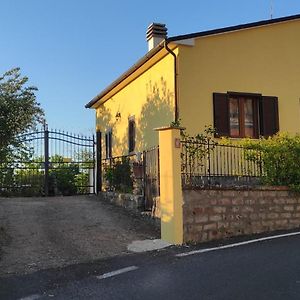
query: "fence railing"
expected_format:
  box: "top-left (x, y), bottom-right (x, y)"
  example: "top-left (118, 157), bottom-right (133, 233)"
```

top-left (101, 147), bottom-right (160, 212)
top-left (181, 140), bottom-right (263, 188)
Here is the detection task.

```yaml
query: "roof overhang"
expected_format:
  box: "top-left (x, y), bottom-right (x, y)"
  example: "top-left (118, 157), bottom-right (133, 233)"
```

top-left (86, 13), bottom-right (300, 109)
top-left (85, 43), bottom-right (167, 109)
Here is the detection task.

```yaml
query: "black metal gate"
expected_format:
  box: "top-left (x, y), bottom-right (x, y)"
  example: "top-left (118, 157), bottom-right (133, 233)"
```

top-left (143, 146), bottom-right (160, 211)
top-left (0, 126), bottom-right (95, 197)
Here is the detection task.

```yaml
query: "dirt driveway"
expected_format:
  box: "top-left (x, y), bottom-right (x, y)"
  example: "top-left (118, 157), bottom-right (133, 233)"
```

top-left (0, 196), bottom-right (159, 277)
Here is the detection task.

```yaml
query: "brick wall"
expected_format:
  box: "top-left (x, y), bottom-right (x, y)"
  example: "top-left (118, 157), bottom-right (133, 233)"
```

top-left (183, 187), bottom-right (300, 243)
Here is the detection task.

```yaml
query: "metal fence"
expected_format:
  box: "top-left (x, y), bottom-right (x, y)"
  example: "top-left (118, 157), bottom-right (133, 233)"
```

top-left (0, 127), bottom-right (95, 197)
top-left (101, 153), bottom-right (139, 193)
top-left (101, 146), bottom-right (160, 211)
top-left (181, 140), bottom-right (263, 188)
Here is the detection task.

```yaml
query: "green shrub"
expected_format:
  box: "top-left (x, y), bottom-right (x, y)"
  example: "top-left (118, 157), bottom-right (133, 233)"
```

top-left (104, 158), bottom-right (133, 193)
top-left (49, 164), bottom-right (79, 196)
top-left (74, 172), bottom-right (90, 194)
top-left (240, 133), bottom-right (300, 191)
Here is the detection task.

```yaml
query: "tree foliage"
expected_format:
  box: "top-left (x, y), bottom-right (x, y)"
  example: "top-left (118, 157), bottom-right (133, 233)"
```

top-left (240, 133), bottom-right (300, 191)
top-left (0, 68), bottom-right (44, 161)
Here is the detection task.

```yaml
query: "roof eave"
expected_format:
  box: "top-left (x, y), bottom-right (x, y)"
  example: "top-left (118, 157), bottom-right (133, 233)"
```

top-left (85, 43), bottom-right (165, 109)
top-left (86, 13), bottom-right (300, 109)
top-left (167, 13), bottom-right (300, 42)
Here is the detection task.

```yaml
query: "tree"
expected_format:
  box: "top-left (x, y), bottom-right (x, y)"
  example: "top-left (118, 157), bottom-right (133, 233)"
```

top-left (0, 68), bottom-right (44, 162)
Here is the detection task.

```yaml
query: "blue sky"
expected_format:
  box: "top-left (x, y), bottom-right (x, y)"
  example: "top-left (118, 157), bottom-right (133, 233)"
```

top-left (1, 0), bottom-right (300, 134)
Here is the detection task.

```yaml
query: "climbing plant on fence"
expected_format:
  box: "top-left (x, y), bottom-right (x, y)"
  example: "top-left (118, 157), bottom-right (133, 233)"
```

top-left (180, 125), bottom-right (218, 176)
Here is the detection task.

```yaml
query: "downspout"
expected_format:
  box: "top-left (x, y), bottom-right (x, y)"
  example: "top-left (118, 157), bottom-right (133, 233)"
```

top-left (164, 40), bottom-right (179, 123)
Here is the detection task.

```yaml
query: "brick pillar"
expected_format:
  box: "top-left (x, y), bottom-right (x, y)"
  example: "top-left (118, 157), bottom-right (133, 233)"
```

top-left (155, 126), bottom-right (183, 245)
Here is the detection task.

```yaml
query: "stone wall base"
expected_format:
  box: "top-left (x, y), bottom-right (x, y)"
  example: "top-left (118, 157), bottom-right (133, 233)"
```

top-left (100, 192), bottom-right (144, 211)
top-left (99, 192), bottom-right (161, 227)
top-left (183, 187), bottom-right (300, 243)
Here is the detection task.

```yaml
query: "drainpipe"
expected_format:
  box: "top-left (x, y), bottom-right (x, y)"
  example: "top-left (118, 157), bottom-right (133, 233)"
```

top-left (164, 40), bottom-right (179, 123)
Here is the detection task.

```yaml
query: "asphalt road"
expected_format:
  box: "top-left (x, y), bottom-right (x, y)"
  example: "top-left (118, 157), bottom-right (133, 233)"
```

top-left (1, 233), bottom-right (300, 299)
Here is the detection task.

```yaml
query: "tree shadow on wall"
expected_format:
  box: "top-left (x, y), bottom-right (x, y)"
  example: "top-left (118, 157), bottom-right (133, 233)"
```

top-left (96, 106), bottom-right (123, 155)
top-left (97, 106), bottom-right (113, 131)
top-left (137, 78), bottom-right (174, 151)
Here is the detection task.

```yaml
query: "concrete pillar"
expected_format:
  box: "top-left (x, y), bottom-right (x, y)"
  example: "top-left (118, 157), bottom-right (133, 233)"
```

top-left (156, 126), bottom-right (183, 245)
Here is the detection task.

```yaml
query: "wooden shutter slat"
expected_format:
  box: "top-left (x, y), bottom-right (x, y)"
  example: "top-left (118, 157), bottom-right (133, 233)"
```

top-left (260, 96), bottom-right (279, 137)
top-left (213, 93), bottom-right (229, 137)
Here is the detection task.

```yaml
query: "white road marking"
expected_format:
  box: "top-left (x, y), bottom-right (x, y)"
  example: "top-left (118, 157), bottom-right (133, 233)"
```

top-left (96, 266), bottom-right (139, 280)
top-left (176, 231), bottom-right (300, 257)
top-left (19, 295), bottom-right (41, 300)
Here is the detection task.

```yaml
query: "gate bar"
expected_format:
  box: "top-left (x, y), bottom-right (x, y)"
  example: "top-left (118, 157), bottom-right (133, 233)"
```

top-left (44, 126), bottom-right (49, 196)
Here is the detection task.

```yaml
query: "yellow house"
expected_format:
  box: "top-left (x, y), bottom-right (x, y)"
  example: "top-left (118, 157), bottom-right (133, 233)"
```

top-left (86, 14), bottom-right (300, 158)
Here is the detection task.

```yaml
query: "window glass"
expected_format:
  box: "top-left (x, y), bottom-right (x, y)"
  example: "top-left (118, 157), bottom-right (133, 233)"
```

top-left (105, 130), bottom-right (112, 158)
top-left (128, 119), bottom-right (135, 153)
top-left (244, 98), bottom-right (254, 137)
top-left (229, 98), bottom-right (240, 137)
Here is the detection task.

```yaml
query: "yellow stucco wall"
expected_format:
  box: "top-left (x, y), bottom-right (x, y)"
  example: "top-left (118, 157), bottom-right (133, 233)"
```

top-left (178, 19), bottom-right (300, 136)
top-left (158, 127), bottom-right (183, 245)
top-left (96, 49), bottom-right (177, 156)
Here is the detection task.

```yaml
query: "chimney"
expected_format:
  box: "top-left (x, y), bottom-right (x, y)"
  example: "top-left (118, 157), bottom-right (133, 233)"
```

top-left (146, 23), bottom-right (167, 51)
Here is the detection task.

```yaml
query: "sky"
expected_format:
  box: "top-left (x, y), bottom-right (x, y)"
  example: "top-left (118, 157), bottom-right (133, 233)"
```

top-left (1, 0), bottom-right (300, 134)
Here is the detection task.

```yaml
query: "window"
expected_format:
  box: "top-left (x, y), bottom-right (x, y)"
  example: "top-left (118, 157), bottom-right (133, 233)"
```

top-left (128, 117), bottom-right (136, 153)
top-left (105, 129), bottom-right (112, 158)
top-left (213, 92), bottom-right (279, 138)
top-left (228, 95), bottom-right (258, 138)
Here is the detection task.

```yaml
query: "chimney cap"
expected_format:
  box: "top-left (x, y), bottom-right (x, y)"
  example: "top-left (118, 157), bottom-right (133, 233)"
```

top-left (146, 23), bottom-right (167, 41)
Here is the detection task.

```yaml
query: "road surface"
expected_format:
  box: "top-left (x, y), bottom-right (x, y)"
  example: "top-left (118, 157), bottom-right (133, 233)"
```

top-left (1, 232), bottom-right (300, 299)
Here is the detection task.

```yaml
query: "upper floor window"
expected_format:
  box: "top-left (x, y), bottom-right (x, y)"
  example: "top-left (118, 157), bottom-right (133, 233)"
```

top-left (213, 92), bottom-right (279, 138)
top-left (228, 95), bottom-right (258, 138)
top-left (128, 117), bottom-right (136, 153)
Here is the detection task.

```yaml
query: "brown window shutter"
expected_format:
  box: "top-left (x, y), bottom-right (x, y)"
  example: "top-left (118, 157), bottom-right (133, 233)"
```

top-left (213, 93), bottom-right (229, 137)
top-left (260, 96), bottom-right (279, 137)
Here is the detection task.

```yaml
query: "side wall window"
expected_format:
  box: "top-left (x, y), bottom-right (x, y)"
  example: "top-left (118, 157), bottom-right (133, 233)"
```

top-left (105, 129), bottom-right (112, 158)
top-left (128, 117), bottom-right (136, 153)
top-left (213, 92), bottom-right (279, 138)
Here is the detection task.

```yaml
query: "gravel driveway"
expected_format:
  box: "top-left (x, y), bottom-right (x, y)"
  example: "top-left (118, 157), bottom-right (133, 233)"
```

top-left (0, 196), bottom-right (159, 277)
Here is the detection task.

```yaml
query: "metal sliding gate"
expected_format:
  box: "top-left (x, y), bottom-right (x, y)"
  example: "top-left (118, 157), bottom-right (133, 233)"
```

top-left (0, 126), bottom-right (95, 197)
